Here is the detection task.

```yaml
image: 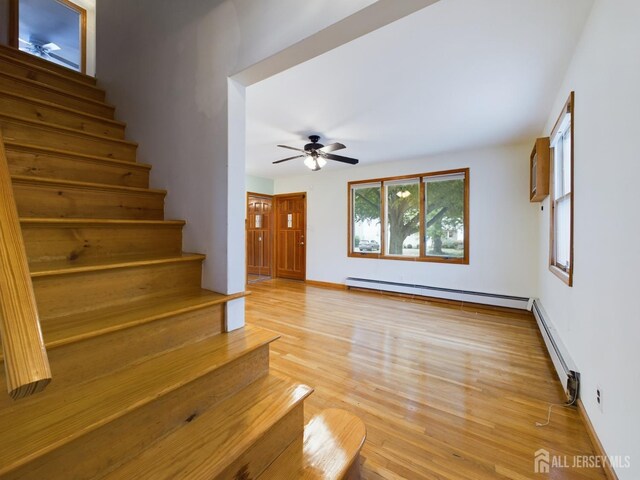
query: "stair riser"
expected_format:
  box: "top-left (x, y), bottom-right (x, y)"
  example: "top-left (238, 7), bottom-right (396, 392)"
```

top-left (5, 347), bottom-right (270, 480)
top-left (33, 260), bottom-right (203, 318)
top-left (6, 146), bottom-right (149, 188)
top-left (0, 45), bottom-right (97, 86)
top-left (0, 92), bottom-right (126, 139)
top-left (0, 304), bottom-right (225, 409)
top-left (0, 73), bottom-right (114, 118)
top-left (13, 182), bottom-right (165, 220)
top-left (22, 223), bottom-right (183, 266)
top-left (0, 56), bottom-right (105, 101)
top-left (220, 404), bottom-right (304, 480)
top-left (0, 118), bottom-right (137, 161)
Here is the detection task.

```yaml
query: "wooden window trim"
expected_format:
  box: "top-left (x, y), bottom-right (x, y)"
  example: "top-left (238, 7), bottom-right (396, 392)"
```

top-left (548, 92), bottom-right (574, 286)
top-left (348, 168), bottom-right (469, 265)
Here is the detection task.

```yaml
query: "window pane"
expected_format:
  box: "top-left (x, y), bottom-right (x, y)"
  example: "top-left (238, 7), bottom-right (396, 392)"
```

top-left (562, 127), bottom-right (572, 194)
top-left (555, 196), bottom-right (571, 269)
top-left (425, 175), bottom-right (465, 258)
top-left (352, 184), bottom-right (381, 253)
top-left (385, 180), bottom-right (420, 256)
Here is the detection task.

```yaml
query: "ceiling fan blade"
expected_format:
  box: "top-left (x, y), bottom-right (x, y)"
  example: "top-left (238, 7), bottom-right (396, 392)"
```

top-left (320, 153), bottom-right (359, 165)
top-left (319, 142), bottom-right (345, 153)
top-left (18, 38), bottom-right (33, 45)
top-left (277, 145), bottom-right (306, 153)
top-left (43, 42), bottom-right (61, 51)
top-left (273, 155), bottom-right (305, 164)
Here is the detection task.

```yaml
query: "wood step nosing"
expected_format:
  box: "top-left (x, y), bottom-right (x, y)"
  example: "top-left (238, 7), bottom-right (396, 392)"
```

top-left (0, 292), bottom-right (248, 363)
top-left (0, 328), bottom-right (279, 476)
top-left (20, 218), bottom-right (185, 227)
top-left (0, 88), bottom-right (126, 127)
top-left (4, 141), bottom-right (151, 170)
top-left (0, 113), bottom-right (138, 147)
top-left (0, 71), bottom-right (115, 111)
top-left (0, 47), bottom-right (98, 88)
top-left (11, 175), bottom-right (165, 195)
top-left (30, 254), bottom-right (206, 278)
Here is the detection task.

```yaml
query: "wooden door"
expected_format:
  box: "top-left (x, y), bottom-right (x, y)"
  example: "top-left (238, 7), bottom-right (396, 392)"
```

top-left (275, 194), bottom-right (306, 280)
top-left (246, 194), bottom-right (272, 276)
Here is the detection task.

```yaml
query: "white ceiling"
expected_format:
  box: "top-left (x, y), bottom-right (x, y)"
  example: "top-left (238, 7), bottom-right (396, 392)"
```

top-left (246, 0), bottom-right (594, 179)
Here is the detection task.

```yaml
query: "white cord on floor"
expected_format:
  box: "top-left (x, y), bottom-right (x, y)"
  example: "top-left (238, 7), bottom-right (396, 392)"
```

top-left (535, 394), bottom-right (577, 427)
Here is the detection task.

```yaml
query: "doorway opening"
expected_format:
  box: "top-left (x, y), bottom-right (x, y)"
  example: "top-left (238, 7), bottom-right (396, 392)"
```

top-left (16, 0), bottom-right (87, 73)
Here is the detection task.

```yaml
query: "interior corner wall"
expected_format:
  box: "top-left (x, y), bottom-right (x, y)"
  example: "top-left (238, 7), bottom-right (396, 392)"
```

top-left (94, 0), bottom-right (377, 305)
top-left (535, 0), bottom-right (640, 477)
top-left (274, 143), bottom-right (538, 297)
top-left (68, 0), bottom-right (96, 76)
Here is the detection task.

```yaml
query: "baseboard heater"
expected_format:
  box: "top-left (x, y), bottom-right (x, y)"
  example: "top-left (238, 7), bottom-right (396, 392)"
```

top-left (531, 299), bottom-right (580, 401)
top-left (344, 277), bottom-right (530, 310)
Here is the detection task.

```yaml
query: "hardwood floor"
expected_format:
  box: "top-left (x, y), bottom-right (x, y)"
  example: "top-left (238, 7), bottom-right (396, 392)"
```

top-left (246, 279), bottom-right (606, 480)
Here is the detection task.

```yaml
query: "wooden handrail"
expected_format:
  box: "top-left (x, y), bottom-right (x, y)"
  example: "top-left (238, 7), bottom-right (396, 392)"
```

top-left (0, 130), bottom-right (51, 400)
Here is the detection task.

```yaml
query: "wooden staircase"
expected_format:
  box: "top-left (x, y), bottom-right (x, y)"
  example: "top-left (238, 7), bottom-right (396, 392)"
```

top-left (0, 44), bottom-right (365, 479)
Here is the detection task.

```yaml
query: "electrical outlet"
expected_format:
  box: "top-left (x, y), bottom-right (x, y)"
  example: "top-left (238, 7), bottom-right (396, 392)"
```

top-left (596, 385), bottom-right (603, 412)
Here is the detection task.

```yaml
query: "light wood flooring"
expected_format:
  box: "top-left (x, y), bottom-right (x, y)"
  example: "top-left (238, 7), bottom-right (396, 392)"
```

top-left (246, 279), bottom-right (606, 480)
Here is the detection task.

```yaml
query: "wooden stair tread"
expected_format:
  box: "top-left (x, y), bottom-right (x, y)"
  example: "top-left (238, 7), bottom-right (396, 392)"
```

top-left (29, 252), bottom-right (205, 277)
top-left (0, 54), bottom-right (105, 101)
top-left (0, 88), bottom-right (125, 127)
top-left (4, 141), bottom-right (151, 170)
top-left (101, 374), bottom-right (313, 480)
top-left (11, 175), bottom-right (165, 194)
top-left (0, 326), bottom-right (280, 476)
top-left (0, 70), bottom-right (113, 109)
top-left (0, 44), bottom-right (97, 85)
top-left (1, 290), bottom-right (245, 363)
top-left (0, 112), bottom-right (137, 146)
top-left (260, 409), bottom-right (366, 480)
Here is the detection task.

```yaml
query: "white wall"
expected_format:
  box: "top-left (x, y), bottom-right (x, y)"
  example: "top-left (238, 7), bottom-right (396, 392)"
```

top-left (536, 0), bottom-right (640, 477)
top-left (95, 0), bottom-right (382, 328)
top-left (275, 143), bottom-right (538, 297)
top-left (246, 175), bottom-right (274, 196)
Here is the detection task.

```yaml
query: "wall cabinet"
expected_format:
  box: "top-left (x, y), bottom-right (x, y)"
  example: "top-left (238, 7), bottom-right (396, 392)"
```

top-left (530, 137), bottom-right (550, 202)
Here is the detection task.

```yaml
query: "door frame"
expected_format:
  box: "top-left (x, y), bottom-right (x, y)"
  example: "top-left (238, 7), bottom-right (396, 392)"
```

top-left (8, 0), bottom-right (87, 74)
top-left (245, 192), bottom-right (274, 284)
top-left (273, 192), bottom-right (307, 281)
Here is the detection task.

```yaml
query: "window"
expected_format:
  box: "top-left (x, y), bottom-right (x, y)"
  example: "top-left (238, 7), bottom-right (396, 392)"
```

top-left (351, 183), bottom-right (381, 253)
top-left (425, 173), bottom-right (466, 259)
top-left (385, 179), bottom-right (420, 256)
top-left (549, 92), bottom-right (574, 285)
top-left (348, 168), bottom-right (469, 264)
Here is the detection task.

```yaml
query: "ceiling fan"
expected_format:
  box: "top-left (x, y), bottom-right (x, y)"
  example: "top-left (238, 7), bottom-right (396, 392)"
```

top-left (19, 38), bottom-right (79, 69)
top-left (273, 135), bottom-right (359, 171)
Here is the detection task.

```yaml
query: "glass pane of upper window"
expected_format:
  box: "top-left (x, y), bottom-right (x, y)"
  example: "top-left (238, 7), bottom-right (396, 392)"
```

top-left (555, 196), bottom-right (571, 270)
top-left (562, 126), bottom-right (572, 195)
top-left (352, 184), bottom-right (381, 253)
top-left (19, 0), bottom-right (83, 72)
top-left (384, 179), bottom-right (420, 256)
top-left (424, 174), bottom-right (465, 258)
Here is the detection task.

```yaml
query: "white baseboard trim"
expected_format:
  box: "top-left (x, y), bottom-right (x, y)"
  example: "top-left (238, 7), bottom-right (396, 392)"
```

top-left (345, 277), bottom-right (530, 310)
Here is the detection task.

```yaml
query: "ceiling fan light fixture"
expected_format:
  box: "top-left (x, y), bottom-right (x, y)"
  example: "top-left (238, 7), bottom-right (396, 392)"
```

top-left (396, 190), bottom-right (411, 198)
top-left (304, 155), bottom-right (327, 171)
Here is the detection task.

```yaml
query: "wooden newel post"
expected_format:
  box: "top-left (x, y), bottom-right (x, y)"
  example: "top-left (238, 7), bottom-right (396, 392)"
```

top-left (0, 130), bottom-right (51, 400)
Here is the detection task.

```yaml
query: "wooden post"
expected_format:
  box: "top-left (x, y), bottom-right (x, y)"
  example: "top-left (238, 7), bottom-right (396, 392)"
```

top-left (0, 130), bottom-right (51, 400)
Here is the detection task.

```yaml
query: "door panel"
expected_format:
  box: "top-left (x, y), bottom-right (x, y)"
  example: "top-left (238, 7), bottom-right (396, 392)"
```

top-left (246, 195), bottom-right (272, 276)
top-left (275, 194), bottom-right (306, 280)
